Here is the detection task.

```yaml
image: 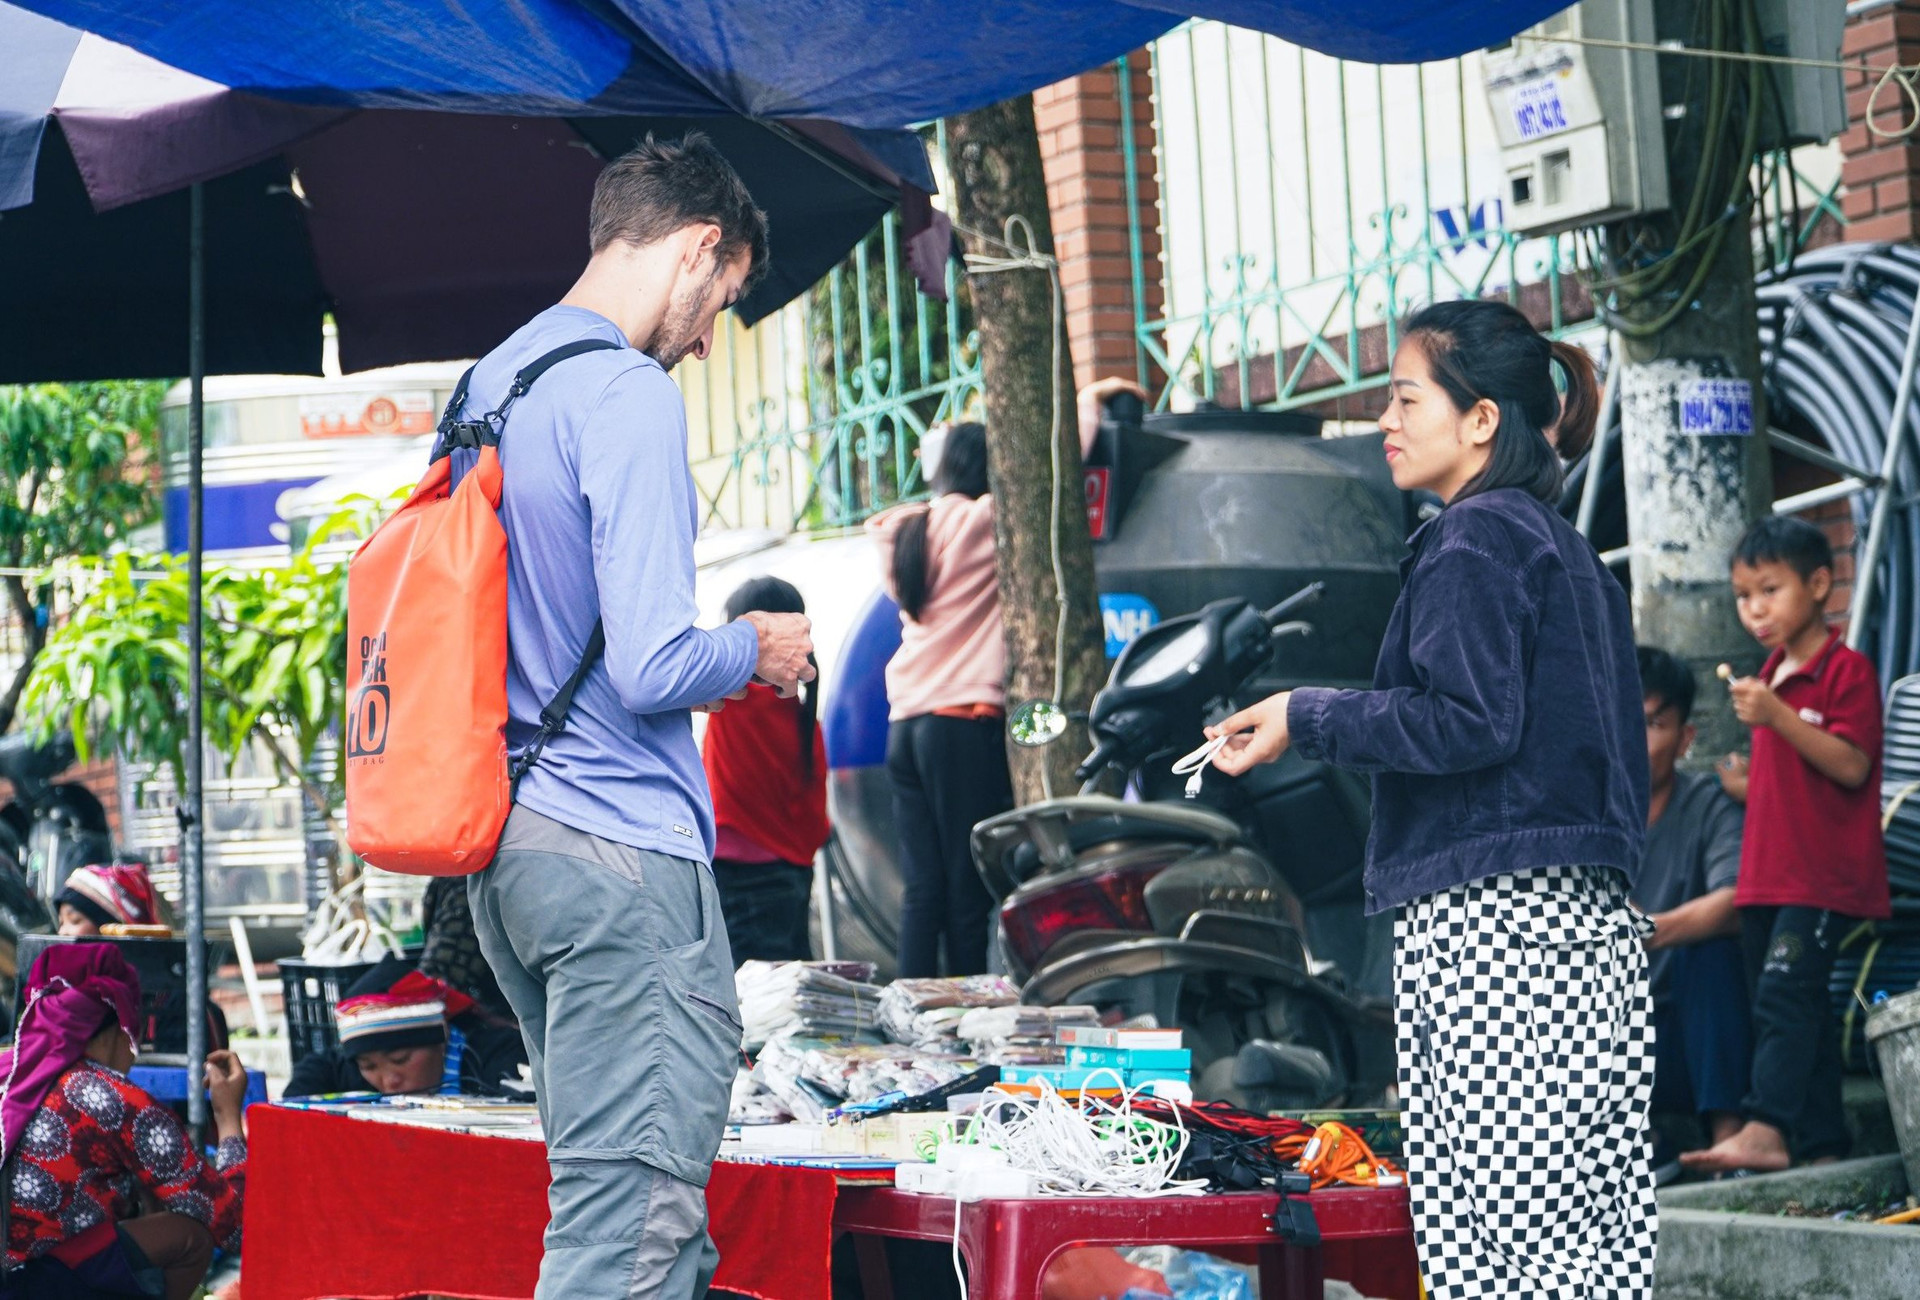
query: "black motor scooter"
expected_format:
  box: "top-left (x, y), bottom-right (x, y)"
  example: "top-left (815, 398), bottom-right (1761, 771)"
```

top-left (972, 583), bottom-right (1395, 1109)
top-left (0, 733), bottom-right (98, 1017)
top-left (0, 732), bottom-right (109, 917)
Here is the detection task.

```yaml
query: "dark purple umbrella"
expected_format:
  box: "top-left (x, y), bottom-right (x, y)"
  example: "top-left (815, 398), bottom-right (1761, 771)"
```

top-left (0, 1), bottom-right (937, 1135)
top-left (0, 2), bottom-right (936, 381)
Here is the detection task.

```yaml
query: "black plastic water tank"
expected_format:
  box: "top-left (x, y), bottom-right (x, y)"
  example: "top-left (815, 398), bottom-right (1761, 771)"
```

top-left (1093, 409), bottom-right (1410, 688)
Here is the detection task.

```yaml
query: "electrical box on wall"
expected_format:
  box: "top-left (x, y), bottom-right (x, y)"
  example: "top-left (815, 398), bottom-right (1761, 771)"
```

top-left (1482, 1), bottom-right (1669, 237)
top-left (1754, 0), bottom-right (1846, 147)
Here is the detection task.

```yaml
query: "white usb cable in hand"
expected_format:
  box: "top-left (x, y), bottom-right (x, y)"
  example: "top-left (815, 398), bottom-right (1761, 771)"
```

top-left (1170, 735), bottom-right (1233, 797)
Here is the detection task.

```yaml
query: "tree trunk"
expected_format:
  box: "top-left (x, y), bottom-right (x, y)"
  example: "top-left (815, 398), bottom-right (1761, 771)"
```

top-left (0, 575), bottom-right (46, 735)
top-left (945, 96), bottom-right (1108, 803)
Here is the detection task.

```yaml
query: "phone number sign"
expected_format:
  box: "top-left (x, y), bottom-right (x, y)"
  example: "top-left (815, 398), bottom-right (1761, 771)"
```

top-left (1508, 78), bottom-right (1570, 142)
top-left (1679, 378), bottom-right (1754, 436)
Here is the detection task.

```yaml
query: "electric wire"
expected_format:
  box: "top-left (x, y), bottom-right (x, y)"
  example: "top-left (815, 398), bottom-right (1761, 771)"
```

top-left (1585, 0), bottom-right (1769, 339)
top-left (957, 212), bottom-right (1074, 799)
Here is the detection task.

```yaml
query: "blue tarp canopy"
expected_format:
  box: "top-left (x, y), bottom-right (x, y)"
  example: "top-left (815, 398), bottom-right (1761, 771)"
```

top-left (14, 0), bottom-right (1577, 129)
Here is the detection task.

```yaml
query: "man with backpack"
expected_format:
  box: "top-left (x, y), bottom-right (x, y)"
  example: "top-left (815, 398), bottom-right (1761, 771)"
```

top-left (451, 135), bottom-right (814, 1299)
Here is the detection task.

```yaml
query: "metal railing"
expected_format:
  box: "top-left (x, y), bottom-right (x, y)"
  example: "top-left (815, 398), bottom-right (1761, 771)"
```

top-left (682, 146), bottom-right (982, 534)
top-left (672, 24), bottom-right (1847, 528)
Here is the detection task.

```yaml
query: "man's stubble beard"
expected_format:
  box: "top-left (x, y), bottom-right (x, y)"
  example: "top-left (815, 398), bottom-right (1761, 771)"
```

top-left (644, 262), bottom-right (724, 372)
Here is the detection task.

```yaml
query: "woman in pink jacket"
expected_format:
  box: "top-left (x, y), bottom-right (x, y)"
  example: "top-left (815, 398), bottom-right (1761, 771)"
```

top-left (866, 422), bottom-right (1010, 976)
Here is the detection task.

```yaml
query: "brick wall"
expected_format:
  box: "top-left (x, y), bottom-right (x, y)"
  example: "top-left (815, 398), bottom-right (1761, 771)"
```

top-left (1840, 3), bottom-right (1920, 243)
top-left (1034, 53), bottom-right (1164, 391)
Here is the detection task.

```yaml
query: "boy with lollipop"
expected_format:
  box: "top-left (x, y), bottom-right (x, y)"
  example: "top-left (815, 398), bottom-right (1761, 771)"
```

top-left (1684, 517), bottom-right (1887, 1174)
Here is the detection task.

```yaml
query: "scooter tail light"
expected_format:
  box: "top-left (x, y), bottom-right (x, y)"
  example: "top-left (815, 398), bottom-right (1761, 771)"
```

top-left (999, 860), bottom-right (1165, 973)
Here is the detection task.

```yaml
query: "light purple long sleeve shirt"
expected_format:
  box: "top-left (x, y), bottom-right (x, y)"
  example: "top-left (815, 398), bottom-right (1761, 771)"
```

top-left (446, 305), bottom-right (758, 863)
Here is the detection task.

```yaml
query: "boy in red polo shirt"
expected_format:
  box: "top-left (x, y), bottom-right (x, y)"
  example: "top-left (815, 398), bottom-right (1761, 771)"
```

top-left (1683, 517), bottom-right (1887, 1175)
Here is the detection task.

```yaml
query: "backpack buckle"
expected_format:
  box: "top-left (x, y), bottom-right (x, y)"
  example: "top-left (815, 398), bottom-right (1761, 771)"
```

top-left (441, 419), bottom-right (497, 451)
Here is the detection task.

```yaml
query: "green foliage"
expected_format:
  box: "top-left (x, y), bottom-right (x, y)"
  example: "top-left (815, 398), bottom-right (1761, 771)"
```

top-left (0, 381), bottom-right (165, 731)
top-left (0, 382), bottom-right (163, 568)
top-left (18, 493), bottom-right (392, 798)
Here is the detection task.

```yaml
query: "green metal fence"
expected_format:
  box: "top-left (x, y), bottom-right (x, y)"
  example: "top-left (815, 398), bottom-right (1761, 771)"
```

top-left (685, 23), bottom-right (1847, 534)
top-left (684, 159), bottom-right (982, 535)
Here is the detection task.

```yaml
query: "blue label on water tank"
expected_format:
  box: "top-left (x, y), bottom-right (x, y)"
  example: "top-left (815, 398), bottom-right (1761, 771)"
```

top-left (1100, 593), bottom-right (1161, 658)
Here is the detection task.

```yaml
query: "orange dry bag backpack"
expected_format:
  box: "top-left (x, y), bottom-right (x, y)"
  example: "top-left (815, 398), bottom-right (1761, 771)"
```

top-left (344, 340), bottom-right (619, 875)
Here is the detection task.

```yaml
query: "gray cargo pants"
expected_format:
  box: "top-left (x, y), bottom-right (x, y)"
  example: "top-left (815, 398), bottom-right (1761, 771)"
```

top-left (468, 805), bottom-right (743, 1300)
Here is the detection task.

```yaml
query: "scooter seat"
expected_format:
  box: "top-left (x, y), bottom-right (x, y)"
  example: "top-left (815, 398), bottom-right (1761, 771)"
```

top-left (973, 797), bottom-right (1247, 895)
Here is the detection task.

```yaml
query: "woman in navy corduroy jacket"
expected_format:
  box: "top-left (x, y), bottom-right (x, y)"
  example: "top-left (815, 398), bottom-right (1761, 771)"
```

top-left (1209, 300), bottom-right (1655, 1300)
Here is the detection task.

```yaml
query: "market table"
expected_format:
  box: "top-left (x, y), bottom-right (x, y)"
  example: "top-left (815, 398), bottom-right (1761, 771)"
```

top-left (242, 1105), bottom-right (1416, 1300)
top-left (242, 1106), bottom-right (854, 1300)
top-left (835, 1183), bottom-right (1418, 1300)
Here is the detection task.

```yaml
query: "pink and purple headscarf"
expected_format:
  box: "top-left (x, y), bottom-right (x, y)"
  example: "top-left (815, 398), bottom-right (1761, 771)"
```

top-left (2, 944), bottom-right (141, 1158)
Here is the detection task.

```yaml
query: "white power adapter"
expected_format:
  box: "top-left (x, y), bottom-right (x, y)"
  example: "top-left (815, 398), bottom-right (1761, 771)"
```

top-left (936, 1143), bottom-right (1008, 1174)
top-left (954, 1167), bottom-right (1035, 1200)
top-left (896, 1145), bottom-right (1035, 1200)
top-left (895, 1163), bottom-right (956, 1195)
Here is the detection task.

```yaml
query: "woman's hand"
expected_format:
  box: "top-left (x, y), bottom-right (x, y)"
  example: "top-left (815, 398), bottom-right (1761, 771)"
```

top-left (1204, 692), bottom-right (1292, 776)
top-left (206, 1049), bottom-right (248, 1140)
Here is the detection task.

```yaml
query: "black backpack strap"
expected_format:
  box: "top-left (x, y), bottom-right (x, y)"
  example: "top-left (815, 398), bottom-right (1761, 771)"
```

top-left (423, 335), bottom-right (626, 789)
top-left (429, 363), bottom-right (480, 465)
top-left (511, 619), bottom-right (607, 795)
top-left (434, 339), bottom-right (622, 460)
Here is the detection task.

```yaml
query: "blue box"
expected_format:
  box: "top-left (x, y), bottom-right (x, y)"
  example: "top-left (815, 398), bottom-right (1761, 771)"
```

top-left (1065, 1045), bottom-right (1192, 1071)
top-left (999, 1064), bottom-right (1191, 1091)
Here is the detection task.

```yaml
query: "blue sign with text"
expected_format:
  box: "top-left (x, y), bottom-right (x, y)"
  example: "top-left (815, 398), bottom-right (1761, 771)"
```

top-left (1100, 593), bottom-right (1161, 658)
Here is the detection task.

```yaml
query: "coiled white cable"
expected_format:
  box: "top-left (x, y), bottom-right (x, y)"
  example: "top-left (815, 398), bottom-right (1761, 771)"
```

top-left (943, 1072), bottom-right (1208, 1291)
top-left (964, 1072), bottom-right (1209, 1198)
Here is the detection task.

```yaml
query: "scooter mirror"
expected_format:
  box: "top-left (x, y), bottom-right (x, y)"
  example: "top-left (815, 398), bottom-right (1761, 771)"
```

top-left (1009, 699), bottom-right (1069, 748)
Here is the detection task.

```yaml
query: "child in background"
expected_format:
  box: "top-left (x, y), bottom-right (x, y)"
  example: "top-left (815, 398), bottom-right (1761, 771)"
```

top-left (1683, 517), bottom-right (1888, 1174)
top-left (54, 860), bottom-right (166, 935)
top-left (283, 955), bottom-right (528, 1099)
top-left (704, 576), bottom-right (829, 964)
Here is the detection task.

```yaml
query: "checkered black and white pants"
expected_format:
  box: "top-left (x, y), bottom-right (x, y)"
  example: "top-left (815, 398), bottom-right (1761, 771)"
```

top-left (1394, 864), bottom-right (1658, 1300)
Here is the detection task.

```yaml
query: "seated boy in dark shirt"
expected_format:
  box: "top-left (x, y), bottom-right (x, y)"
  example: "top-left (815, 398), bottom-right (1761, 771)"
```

top-left (1633, 646), bottom-right (1750, 1182)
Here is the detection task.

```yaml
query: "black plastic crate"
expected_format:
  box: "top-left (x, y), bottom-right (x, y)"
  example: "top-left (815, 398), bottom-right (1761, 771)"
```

top-left (278, 957), bottom-right (382, 1064)
top-left (15, 934), bottom-right (196, 1054)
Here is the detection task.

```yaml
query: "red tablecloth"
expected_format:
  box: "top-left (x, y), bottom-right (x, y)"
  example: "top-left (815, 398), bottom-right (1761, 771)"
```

top-left (241, 1106), bottom-right (845, 1300)
top-left (242, 1106), bottom-right (1416, 1300)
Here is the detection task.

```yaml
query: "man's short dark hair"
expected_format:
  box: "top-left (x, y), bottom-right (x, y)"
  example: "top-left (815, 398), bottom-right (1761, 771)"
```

top-left (1637, 645), bottom-right (1696, 723)
top-left (589, 132), bottom-right (769, 292)
top-left (1731, 514), bottom-right (1834, 582)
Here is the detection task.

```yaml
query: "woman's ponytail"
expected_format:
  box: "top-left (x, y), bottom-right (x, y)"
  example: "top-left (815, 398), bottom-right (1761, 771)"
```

top-left (1548, 338), bottom-right (1600, 462)
top-left (891, 509), bottom-right (933, 623)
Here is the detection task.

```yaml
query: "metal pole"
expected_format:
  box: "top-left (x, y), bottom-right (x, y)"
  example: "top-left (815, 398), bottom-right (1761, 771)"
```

top-left (1576, 332), bottom-right (1623, 538)
top-left (813, 846), bottom-right (838, 963)
top-left (1847, 280), bottom-right (1920, 651)
top-left (184, 181), bottom-right (208, 1139)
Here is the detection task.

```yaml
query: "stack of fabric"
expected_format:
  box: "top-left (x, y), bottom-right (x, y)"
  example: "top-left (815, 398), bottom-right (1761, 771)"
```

top-left (956, 1004), bottom-right (1102, 1065)
top-left (734, 961), bottom-right (882, 1048)
top-left (877, 975), bottom-right (1020, 1049)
